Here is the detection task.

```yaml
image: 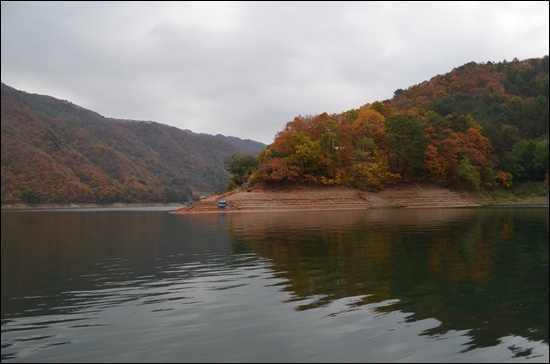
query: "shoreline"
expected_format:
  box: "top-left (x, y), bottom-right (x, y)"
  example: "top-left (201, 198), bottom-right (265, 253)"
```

top-left (3, 202), bottom-right (547, 212)
top-left (1, 202), bottom-right (186, 211)
top-left (2, 200), bottom-right (547, 212)
top-left (170, 183), bottom-right (549, 214)
top-left (169, 202), bottom-right (549, 215)
top-left (2, 184), bottom-right (547, 212)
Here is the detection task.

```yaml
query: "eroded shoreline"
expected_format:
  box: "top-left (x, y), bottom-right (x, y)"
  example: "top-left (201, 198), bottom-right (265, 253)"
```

top-left (170, 183), bottom-right (548, 214)
top-left (2, 184), bottom-right (547, 212)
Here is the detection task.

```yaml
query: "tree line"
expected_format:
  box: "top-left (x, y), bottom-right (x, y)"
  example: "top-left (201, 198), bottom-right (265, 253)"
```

top-left (226, 56), bottom-right (549, 191)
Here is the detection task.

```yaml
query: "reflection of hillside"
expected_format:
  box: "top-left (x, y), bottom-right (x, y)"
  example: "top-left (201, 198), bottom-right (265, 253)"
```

top-left (226, 208), bottom-right (549, 350)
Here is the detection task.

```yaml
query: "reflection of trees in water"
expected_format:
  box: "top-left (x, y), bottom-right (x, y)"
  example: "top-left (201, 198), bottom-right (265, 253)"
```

top-left (227, 208), bottom-right (549, 351)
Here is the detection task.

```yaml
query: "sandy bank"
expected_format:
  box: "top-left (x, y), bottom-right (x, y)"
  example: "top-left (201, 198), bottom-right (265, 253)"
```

top-left (170, 183), bottom-right (496, 214)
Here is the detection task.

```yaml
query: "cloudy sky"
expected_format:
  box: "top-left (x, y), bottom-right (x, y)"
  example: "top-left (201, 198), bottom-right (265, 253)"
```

top-left (1, 2), bottom-right (548, 144)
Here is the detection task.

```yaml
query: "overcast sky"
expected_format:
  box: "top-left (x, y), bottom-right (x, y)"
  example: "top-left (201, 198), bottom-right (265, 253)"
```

top-left (2, 2), bottom-right (548, 144)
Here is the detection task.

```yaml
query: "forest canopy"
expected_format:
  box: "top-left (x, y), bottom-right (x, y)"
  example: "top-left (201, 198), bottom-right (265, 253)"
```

top-left (240, 56), bottom-right (549, 191)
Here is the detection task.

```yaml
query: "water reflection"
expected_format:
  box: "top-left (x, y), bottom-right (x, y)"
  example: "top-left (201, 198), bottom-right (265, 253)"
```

top-left (223, 208), bottom-right (549, 352)
top-left (1, 208), bottom-right (548, 362)
top-left (1, 211), bottom-right (232, 320)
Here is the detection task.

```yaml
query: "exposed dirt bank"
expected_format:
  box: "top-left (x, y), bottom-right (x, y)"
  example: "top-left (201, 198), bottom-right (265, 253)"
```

top-left (172, 182), bottom-right (536, 214)
top-left (3, 184), bottom-right (546, 212)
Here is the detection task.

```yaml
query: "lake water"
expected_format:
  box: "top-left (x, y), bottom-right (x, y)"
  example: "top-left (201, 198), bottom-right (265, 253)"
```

top-left (1, 206), bottom-right (548, 362)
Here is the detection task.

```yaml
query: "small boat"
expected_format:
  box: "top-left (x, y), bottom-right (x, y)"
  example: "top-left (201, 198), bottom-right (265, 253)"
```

top-left (217, 200), bottom-right (227, 208)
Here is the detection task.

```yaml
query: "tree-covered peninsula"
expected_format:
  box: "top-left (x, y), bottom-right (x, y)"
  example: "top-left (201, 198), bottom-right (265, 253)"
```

top-left (229, 56), bottom-right (548, 194)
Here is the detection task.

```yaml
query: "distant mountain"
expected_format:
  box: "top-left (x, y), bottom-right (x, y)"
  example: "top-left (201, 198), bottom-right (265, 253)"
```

top-left (182, 129), bottom-right (265, 155)
top-left (1, 83), bottom-right (266, 205)
top-left (214, 135), bottom-right (266, 155)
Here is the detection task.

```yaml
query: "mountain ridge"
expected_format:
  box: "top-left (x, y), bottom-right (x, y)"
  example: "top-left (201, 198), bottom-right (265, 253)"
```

top-left (1, 83), bottom-right (265, 205)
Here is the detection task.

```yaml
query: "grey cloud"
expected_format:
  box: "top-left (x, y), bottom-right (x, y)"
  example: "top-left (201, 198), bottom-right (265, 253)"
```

top-left (1, 1), bottom-right (548, 144)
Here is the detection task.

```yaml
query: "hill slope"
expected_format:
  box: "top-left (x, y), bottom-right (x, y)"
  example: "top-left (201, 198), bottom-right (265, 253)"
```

top-left (251, 56), bottom-right (548, 191)
top-left (1, 83), bottom-right (265, 205)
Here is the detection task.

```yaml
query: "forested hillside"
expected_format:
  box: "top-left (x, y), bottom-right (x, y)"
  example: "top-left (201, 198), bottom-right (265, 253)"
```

top-left (3, 56), bottom-right (548, 205)
top-left (1, 83), bottom-right (264, 205)
top-left (249, 56), bottom-right (548, 192)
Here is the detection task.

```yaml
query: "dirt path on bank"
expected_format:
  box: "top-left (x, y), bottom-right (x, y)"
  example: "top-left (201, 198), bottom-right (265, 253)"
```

top-left (171, 183), bottom-right (486, 214)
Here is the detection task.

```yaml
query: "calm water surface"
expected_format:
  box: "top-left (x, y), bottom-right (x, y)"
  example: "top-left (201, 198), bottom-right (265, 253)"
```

top-left (1, 207), bottom-right (548, 362)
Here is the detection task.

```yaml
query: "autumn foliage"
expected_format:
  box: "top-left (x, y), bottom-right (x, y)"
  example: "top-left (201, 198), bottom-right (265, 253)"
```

top-left (254, 107), bottom-right (493, 191)
top-left (252, 56), bottom-right (548, 191)
top-left (1, 83), bottom-right (263, 205)
top-left (2, 56), bottom-right (548, 205)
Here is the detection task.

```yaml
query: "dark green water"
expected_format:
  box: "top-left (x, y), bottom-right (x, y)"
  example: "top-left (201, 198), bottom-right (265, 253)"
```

top-left (1, 207), bottom-right (548, 362)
